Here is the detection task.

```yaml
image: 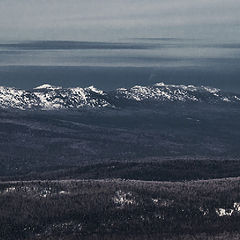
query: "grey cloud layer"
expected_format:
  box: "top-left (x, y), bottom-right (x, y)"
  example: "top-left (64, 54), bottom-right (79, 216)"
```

top-left (0, 0), bottom-right (239, 40)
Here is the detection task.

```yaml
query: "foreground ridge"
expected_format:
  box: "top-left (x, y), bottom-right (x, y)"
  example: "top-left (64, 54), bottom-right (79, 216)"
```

top-left (0, 83), bottom-right (239, 110)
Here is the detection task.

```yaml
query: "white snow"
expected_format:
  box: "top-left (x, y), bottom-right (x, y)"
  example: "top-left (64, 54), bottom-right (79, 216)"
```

top-left (152, 198), bottom-right (173, 207)
top-left (199, 207), bottom-right (209, 216)
top-left (234, 202), bottom-right (240, 212)
top-left (234, 96), bottom-right (240, 101)
top-left (34, 84), bottom-right (61, 90)
top-left (86, 85), bottom-right (105, 95)
top-left (154, 213), bottom-right (165, 220)
top-left (116, 82), bottom-right (224, 103)
top-left (59, 190), bottom-right (70, 195)
top-left (201, 86), bottom-right (220, 93)
top-left (3, 187), bottom-right (16, 193)
top-left (222, 97), bottom-right (231, 102)
top-left (0, 83), bottom-right (238, 110)
top-left (216, 208), bottom-right (234, 217)
top-left (113, 190), bottom-right (136, 207)
top-left (154, 82), bottom-right (165, 87)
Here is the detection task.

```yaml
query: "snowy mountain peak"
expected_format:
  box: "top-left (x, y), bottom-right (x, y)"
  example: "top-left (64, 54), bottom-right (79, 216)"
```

top-left (115, 83), bottom-right (225, 103)
top-left (154, 82), bottom-right (220, 93)
top-left (34, 84), bottom-right (61, 90)
top-left (85, 86), bottom-right (105, 95)
top-left (0, 83), bottom-right (239, 110)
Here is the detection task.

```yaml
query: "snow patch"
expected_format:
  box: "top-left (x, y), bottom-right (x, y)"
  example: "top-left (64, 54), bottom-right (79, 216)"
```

top-left (154, 213), bottom-right (165, 220)
top-left (86, 85), bottom-right (105, 95)
top-left (113, 190), bottom-right (136, 207)
top-left (216, 208), bottom-right (234, 217)
top-left (234, 202), bottom-right (240, 212)
top-left (199, 207), bottom-right (209, 216)
top-left (59, 190), bottom-right (70, 195)
top-left (222, 97), bottom-right (231, 102)
top-left (152, 198), bottom-right (173, 207)
top-left (3, 187), bottom-right (16, 194)
top-left (34, 84), bottom-right (61, 90)
top-left (234, 96), bottom-right (240, 101)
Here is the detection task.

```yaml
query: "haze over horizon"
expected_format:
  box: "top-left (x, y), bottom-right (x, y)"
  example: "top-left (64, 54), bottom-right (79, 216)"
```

top-left (0, 0), bottom-right (240, 42)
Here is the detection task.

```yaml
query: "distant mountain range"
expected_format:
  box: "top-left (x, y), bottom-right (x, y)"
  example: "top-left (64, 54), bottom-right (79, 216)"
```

top-left (0, 83), bottom-right (240, 110)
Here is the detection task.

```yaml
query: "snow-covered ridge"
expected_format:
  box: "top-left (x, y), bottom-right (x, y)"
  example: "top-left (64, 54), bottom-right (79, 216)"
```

top-left (0, 83), bottom-right (239, 110)
top-left (34, 84), bottom-right (62, 90)
top-left (115, 83), bottom-right (223, 102)
top-left (0, 84), bottom-right (109, 110)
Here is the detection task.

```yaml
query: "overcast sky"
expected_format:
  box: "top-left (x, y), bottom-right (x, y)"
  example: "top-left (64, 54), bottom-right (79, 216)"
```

top-left (0, 0), bottom-right (239, 41)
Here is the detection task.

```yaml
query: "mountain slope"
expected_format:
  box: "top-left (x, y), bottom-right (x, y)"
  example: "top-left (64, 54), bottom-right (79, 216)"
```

top-left (0, 83), bottom-right (240, 110)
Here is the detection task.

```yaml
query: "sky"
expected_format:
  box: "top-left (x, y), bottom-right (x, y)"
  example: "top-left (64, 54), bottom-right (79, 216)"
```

top-left (0, 0), bottom-right (240, 41)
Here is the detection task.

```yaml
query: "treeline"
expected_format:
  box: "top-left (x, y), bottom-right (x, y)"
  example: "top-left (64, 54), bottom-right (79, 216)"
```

top-left (1, 178), bottom-right (240, 239)
top-left (3, 160), bottom-right (240, 182)
top-left (33, 232), bottom-right (240, 240)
